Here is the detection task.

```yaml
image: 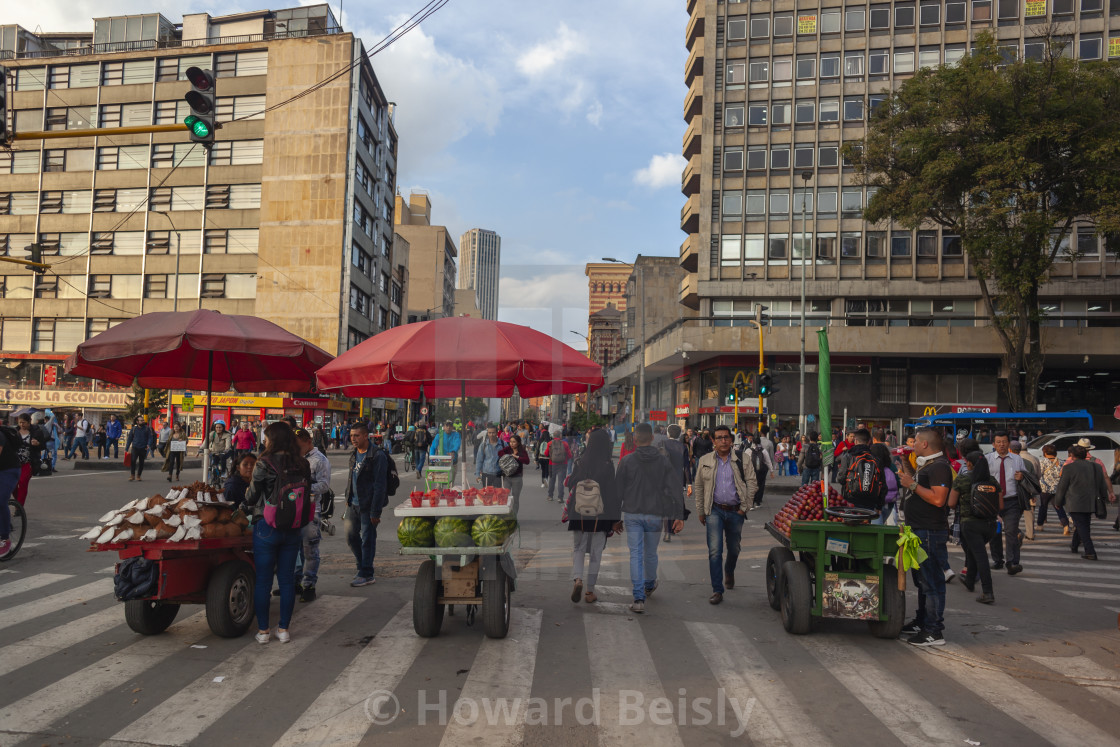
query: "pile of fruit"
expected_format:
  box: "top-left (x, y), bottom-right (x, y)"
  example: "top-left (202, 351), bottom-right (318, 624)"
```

top-left (79, 482), bottom-right (250, 545)
top-left (397, 514), bottom-right (518, 548)
top-left (408, 486), bottom-right (511, 507)
top-left (769, 483), bottom-right (855, 536)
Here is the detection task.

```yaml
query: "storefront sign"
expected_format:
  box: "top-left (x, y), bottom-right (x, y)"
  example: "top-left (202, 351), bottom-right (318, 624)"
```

top-left (698, 405), bottom-right (760, 415)
top-left (172, 394), bottom-right (285, 408)
top-left (797, 14), bottom-right (817, 33)
top-left (0, 388), bottom-right (128, 409)
top-left (181, 395), bottom-right (195, 412)
top-left (1024, 0), bottom-right (1046, 16)
top-left (674, 404), bottom-right (691, 417)
top-left (649, 410), bottom-right (668, 422)
top-left (283, 397), bottom-right (350, 412)
top-left (951, 405), bottom-right (997, 414)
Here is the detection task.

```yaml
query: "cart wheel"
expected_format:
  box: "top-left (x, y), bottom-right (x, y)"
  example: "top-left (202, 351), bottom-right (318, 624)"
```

top-left (766, 547), bottom-right (795, 611)
top-left (124, 599), bottom-right (180, 635)
top-left (206, 560), bottom-right (255, 638)
top-left (780, 560), bottom-right (812, 635)
top-left (413, 559), bottom-right (444, 638)
top-left (868, 565), bottom-right (906, 639)
top-left (482, 564), bottom-right (511, 639)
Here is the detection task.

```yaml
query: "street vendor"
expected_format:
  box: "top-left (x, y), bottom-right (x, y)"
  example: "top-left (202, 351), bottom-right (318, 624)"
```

top-left (430, 420), bottom-right (461, 467)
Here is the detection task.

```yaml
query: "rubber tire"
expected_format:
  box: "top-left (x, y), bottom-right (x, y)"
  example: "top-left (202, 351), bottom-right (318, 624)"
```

top-left (868, 565), bottom-right (906, 639)
top-left (766, 547), bottom-right (795, 611)
top-left (413, 559), bottom-right (444, 638)
top-left (1, 500), bottom-right (27, 561)
top-left (780, 560), bottom-right (813, 635)
top-left (124, 599), bottom-right (180, 635)
top-left (482, 564), bottom-right (511, 639)
top-left (206, 559), bottom-right (255, 638)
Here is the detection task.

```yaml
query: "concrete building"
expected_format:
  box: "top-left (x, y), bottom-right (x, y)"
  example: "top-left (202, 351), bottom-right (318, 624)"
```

top-left (588, 302), bottom-right (622, 370)
top-left (605, 0), bottom-right (1120, 432)
top-left (395, 192), bottom-right (457, 322)
top-left (453, 288), bottom-right (483, 318)
top-left (0, 5), bottom-right (399, 426)
top-left (584, 262), bottom-right (631, 318)
top-left (458, 228), bottom-right (500, 320)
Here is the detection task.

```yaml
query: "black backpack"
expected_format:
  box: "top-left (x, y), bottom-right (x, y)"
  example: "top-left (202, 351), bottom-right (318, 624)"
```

top-left (804, 443), bottom-right (823, 469)
top-left (969, 480), bottom-right (1001, 520)
top-left (0, 426), bottom-right (24, 470)
top-left (260, 455), bottom-right (314, 530)
top-left (842, 451), bottom-right (885, 509)
top-left (383, 447), bottom-right (400, 496)
top-left (750, 444), bottom-right (769, 477)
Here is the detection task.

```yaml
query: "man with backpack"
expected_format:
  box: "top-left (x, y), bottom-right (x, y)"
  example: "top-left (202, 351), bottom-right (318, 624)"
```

top-left (693, 424), bottom-right (758, 605)
top-left (741, 433), bottom-right (774, 509)
top-left (546, 426), bottom-right (573, 502)
top-left (72, 412), bottom-right (91, 460)
top-left (293, 429), bottom-right (331, 603)
top-left (798, 432), bottom-right (824, 486)
top-left (345, 422), bottom-right (389, 588)
top-left (839, 429), bottom-right (887, 511)
top-left (614, 423), bottom-right (685, 614)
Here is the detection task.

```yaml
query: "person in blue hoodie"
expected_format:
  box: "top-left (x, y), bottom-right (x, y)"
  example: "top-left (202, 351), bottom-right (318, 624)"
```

top-left (105, 414), bottom-right (123, 460)
top-left (125, 416), bottom-right (155, 481)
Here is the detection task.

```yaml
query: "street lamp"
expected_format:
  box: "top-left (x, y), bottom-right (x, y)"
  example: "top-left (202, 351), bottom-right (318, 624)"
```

top-left (798, 170), bottom-right (812, 438)
top-left (153, 210), bottom-right (183, 312)
top-left (603, 256), bottom-right (644, 422)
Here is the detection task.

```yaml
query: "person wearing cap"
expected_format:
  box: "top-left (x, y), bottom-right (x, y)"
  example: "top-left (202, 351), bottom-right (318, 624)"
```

top-left (1064, 437), bottom-right (1115, 503)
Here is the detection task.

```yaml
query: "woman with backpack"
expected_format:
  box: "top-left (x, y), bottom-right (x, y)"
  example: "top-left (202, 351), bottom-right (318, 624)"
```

top-left (498, 435), bottom-right (531, 509)
top-left (564, 429), bottom-right (621, 604)
top-left (244, 421), bottom-right (313, 644)
top-left (948, 451), bottom-right (1002, 604)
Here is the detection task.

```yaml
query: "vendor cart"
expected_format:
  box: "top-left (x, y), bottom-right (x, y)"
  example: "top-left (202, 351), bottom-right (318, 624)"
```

top-left (764, 507), bottom-right (904, 638)
top-left (394, 499), bottom-right (516, 639)
top-left (91, 536), bottom-right (255, 638)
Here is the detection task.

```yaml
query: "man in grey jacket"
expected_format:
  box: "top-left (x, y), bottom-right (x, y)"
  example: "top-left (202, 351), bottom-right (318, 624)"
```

top-left (294, 429), bottom-right (331, 602)
top-left (1055, 444), bottom-right (1111, 561)
top-left (614, 423), bottom-right (685, 614)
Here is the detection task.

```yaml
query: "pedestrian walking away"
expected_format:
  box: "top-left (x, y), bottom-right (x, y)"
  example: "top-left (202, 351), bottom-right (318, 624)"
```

top-left (126, 417), bottom-right (155, 481)
top-left (563, 429), bottom-right (622, 605)
top-left (798, 431), bottom-right (823, 487)
top-left (897, 427), bottom-right (953, 646)
top-left (345, 423), bottom-right (389, 587)
top-left (1036, 444), bottom-right (1070, 534)
top-left (693, 424), bottom-right (757, 605)
top-left (1055, 444), bottom-right (1110, 561)
top-left (546, 426), bottom-right (573, 502)
top-left (614, 423), bottom-right (686, 614)
top-left (949, 451), bottom-right (1002, 604)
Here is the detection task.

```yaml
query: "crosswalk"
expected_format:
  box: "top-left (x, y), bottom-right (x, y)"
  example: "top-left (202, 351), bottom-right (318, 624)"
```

top-left (2, 564), bottom-right (1119, 746)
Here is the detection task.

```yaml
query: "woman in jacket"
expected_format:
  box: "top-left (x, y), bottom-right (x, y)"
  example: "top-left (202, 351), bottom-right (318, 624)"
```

top-left (1055, 444), bottom-right (1110, 560)
top-left (1036, 444), bottom-right (1070, 535)
top-left (244, 421), bottom-right (310, 643)
top-left (948, 452), bottom-right (1002, 604)
top-left (619, 430), bottom-right (636, 460)
top-left (535, 434), bottom-right (551, 488)
top-left (163, 422), bottom-right (187, 482)
top-left (564, 429), bottom-right (621, 604)
top-left (498, 434), bottom-right (531, 509)
top-left (13, 414), bottom-right (42, 506)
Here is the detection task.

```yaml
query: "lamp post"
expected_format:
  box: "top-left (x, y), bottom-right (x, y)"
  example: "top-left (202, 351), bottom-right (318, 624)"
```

top-left (798, 170), bottom-right (812, 438)
top-left (154, 210), bottom-right (182, 312)
top-left (602, 256), bottom-right (644, 422)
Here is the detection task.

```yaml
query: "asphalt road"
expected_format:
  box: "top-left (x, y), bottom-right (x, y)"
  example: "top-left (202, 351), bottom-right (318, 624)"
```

top-left (2, 451), bottom-right (1120, 746)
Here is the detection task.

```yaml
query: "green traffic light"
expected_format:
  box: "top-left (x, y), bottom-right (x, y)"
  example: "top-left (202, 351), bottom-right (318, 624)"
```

top-left (183, 114), bottom-right (212, 139)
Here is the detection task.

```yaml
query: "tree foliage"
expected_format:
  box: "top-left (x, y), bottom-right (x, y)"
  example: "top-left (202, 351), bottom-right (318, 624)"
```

top-left (569, 406), bottom-right (606, 433)
top-left (124, 381), bottom-right (168, 422)
top-left (847, 33), bottom-right (1120, 409)
top-left (432, 397), bottom-right (489, 423)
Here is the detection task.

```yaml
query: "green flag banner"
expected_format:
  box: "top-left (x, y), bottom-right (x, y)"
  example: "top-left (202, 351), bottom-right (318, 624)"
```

top-left (817, 328), bottom-right (832, 465)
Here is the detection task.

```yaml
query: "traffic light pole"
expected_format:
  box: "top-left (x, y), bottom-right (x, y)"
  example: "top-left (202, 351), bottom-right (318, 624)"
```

top-left (10, 123), bottom-right (188, 141)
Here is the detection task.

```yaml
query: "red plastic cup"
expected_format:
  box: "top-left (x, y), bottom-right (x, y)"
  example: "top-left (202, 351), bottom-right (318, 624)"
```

top-left (410, 495), bottom-right (422, 508)
top-left (428, 496), bottom-right (439, 507)
top-left (464, 496), bottom-right (475, 506)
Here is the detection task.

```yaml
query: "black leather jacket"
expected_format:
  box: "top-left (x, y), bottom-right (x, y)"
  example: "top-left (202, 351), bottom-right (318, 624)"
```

top-left (244, 452), bottom-right (311, 520)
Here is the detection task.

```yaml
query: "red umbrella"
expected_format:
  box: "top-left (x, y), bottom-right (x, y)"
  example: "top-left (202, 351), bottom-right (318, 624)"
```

top-left (314, 316), bottom-right (604, 398)
top-left (65, 309), bottom-right (333, 393)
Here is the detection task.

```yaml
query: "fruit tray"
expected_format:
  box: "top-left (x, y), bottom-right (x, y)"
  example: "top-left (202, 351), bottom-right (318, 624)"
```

top-left (393, 502), bottom-right (515, 518)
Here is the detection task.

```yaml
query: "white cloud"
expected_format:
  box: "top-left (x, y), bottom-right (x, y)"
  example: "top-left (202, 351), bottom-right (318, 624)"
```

top-left (586, 100), bottom-right (604, 127)
top-left (515, 24), bottom-right (587, 77)
top-left (634, 153), bottom-right (688, 189)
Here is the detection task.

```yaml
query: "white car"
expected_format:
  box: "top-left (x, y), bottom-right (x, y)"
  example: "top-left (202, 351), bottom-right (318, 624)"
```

top-left (1026, 431), bottom-right (1120, 474)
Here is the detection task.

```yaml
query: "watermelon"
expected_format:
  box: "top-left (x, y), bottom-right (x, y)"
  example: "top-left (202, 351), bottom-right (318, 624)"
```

top-left (471, 515), bottom-right (509, 547)
top-left (434, 516), bottom-right (474, 548)
top-left (397, 517), bottom-right (435, 547)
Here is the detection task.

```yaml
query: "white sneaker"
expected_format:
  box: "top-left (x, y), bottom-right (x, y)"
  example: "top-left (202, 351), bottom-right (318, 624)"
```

top-left (255, 630), bottom-right (270, 644)
top-left (276, 629), bottom-right (290, 643)
top-left (944, 568), bottom-right (956, 584)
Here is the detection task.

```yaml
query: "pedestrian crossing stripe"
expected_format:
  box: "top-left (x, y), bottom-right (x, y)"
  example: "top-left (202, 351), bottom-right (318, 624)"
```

top-left (0, 572), bottom-right (72, 596)
top-left (0, 574), bottom-right (1118, 744)
top-left (0, 579), bottom-right (112, 634)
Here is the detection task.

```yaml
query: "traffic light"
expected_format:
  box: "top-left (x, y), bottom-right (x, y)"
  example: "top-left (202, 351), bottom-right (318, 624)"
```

top-left (759, 369), bottom-right (780, 397)
top-left (0, 65), bottom-right (8, 143)
top-left (183, 67), bottom-right (217, 146)
top-left (28, 242), bottom-right (46, 273)
top-left (756, 304), bottom-right (769, 326)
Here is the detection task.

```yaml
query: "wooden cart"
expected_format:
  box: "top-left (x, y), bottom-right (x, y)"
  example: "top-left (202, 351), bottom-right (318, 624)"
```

top-left (91, 536), bottom-right (255, 638)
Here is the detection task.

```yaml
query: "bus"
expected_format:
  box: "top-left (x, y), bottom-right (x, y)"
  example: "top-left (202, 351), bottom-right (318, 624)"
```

top-left (908, 410), bottom-right (1095, 444)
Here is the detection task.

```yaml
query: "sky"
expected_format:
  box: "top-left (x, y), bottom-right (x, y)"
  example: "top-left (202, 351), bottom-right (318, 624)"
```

top-left (7, 0), bottom-right (688, 347)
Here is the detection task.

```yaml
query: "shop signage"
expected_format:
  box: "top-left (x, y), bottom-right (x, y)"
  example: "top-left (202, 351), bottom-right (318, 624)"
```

top-left (649, 410), bottom-right (668, 422)
top-left (181, 395), bottom-right (195, 412)
top-left (172, 394), bottom-right (285, 408)
top-left (951, 406), bottom-right (996, 414)
top-left (674, 404), bottom-right (691, 417)
top-left (698, 405), bottom-right (760, 415)
top-left (1024, 0), bottom-right (1046, 16)
top-left (283, 397), bottom-right (351, 412)
top-left (1111, 37), bottom-right (1120, 58)
top-left (0, 388), bottom-right (128, 409)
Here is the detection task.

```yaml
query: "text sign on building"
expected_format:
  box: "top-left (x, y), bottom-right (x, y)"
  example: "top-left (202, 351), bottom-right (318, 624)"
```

top-left (1111, 37), bottom-right (1120, 58)
top-left (649, 410), bottom-right (668, 422)
top-left (1024, 0), bottom-right (1047, 16)
top-left (951, 405), bottom-right (996, 414)
top-left (797, 15), bottom-right (817, 33)
top-left (0, 388), bottom-right (129, 409)
top-left (675, 404), bottom-right (691, 417)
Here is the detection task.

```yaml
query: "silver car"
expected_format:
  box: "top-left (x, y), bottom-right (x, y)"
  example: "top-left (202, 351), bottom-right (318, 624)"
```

top-left (1026, 431), bottom-right (1120, 474)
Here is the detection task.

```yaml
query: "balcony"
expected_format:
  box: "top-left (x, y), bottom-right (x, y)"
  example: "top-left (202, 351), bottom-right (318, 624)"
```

top-left (680, 193), bottom-right (699, 234)
top-left (684, 75), bottom-right (703, 121)
top-left (686, 8), bottom-right (704, 52)
top-left (681, 152), bottom-right (700, 196)
top-left (679, 273), bottom-right (699, 310)
top-left (680, 234), bottom-right (699, 273)
top-left (683, 114), bottom-right (702, 158)
top-left (685, 42), bottom-right (704, 88)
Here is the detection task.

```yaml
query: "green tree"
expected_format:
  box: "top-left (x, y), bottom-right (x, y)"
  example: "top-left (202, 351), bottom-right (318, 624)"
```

top-left (847, 33), bottom-right (1120, 410)
top-left (569, 406), bottom-right (606, 433)
top-left (124, 381), bottom-right (168, 421)
top-left (432, 397), bottom-right (489, 423)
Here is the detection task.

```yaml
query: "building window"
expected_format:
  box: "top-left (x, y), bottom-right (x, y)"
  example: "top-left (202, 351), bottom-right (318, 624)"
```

top-left (1076, 229), bottom-right (1100, 256)
top-left (870, 6), bottom-right (892, 28)
top-left (894, 51), bottom-right (916, 73)
top-left (917, 232), bottom-right (939, 257)
top-left (895, 5), bottom-right (917, 26)
top-left (97, 145), bottom-right (149, 170)
top-left (820, 55), bottom-right (841, 79)
top-left (920, 2), bottom-right (941, 24)
top-left (721, 235), bottom-right (742, 267)
top-left (795, 101), bottom-right (815, 124)
top-left (845, 8), bottom-right (866, 30)
top-left (794, 146), bottom-right (814, 168)
top-left (845, 53), bottom-right (864, 77)
top-left (844, 98), bottom-right (865, 121)
top-left (869, 51), bottom-right (890, 76)
top-left (842, 190), bottom-right (864, 217)
top-left (1080, 37), bottom-right (1103, 59)
top-left (973, 0), bottom-right (993, 20)
top-left (725, 106), bottom-right (745, 128)
top-left (796, 58), bottom-right (815, 80)
top-left (352, 244), bottom-right (373, 276)
top-left (771, 148), bottom-right (790, 169)
top-left (201, 274), bottom-right (226, 298)
top-left (867, 232), bottom-right (887, 258)
top-left (724, 149), bottom-right (744, 171)
top-left (768, 234), bottom-right (789, 262)
top-left (727, 18), bottom-right (748, 40)
top-left (820, 10), bottom-right (842, 32)
top-left (723, 191), bottom-right (743, 218)
top-left (819, 99), bottom-right (839, 122)
top-left (749, 61), bottom-right (769, 83)
top-left (817, 190), bottom-right (838, 214)
top-left (154, 100), bottom-right (189, 125)
top-left (88, 275), bottom-right (112, 298)
top-left (947, 2), bottom-right (967, 21)
top-left (771, 102), bottom-right (791, 125)
top-left (879, 369), bottom-right (908, 403)
top-left (746, 148), bottom-right (767, 170)
top-left (145, 275), bottom-right (168, 299)
top-left (216, 95), bottom-right (266, 122)
top-left (774, 14), bottom-right (794, 36)
top-left (841, 233), bottom-right (862, 258)
top-left (208, 141), bottom-right (264, 166)
top-left (942, 235), bottom-right (963, 257)
top-left (819, 145), bottom-right (839, 167)
top-left (750, 17), bottom-right (769, 38)
top-left (890, 233), bottom-right (912, 258)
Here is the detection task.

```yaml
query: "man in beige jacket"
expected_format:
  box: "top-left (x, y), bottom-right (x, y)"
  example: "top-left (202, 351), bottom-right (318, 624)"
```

top-left (693, 424), bottom-right (758, 604)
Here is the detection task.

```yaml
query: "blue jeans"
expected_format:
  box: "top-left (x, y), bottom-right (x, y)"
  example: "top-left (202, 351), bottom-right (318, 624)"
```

top-left (294, 518), bottom-right (322, 588)
top-left (414, 450), bottom-right (427, 474)
top-left (871, 504), bottom-right (896, 525)
top-left (47, 440), bottom-right (58, 469)
top-left (345, 504), bottom-right (378, 578)
top-left (107, 437), bottom-right (119, 458)
top-left (801, 467), bottom-right (821, 486)
top-left (547, 467), bottom-right (566, 500)
top-left (252, 521), bottom-right (302, 630)
top-left (706, 505), bottom-right (745, 594)
top-left (623, 512), bottom-right (663, 601)
top-left (72, 436), bottom-right (89, 460)
top-left (0, 467), bottom-right (20, 539)
top-left (910, 528), bottom-right (949, 635)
